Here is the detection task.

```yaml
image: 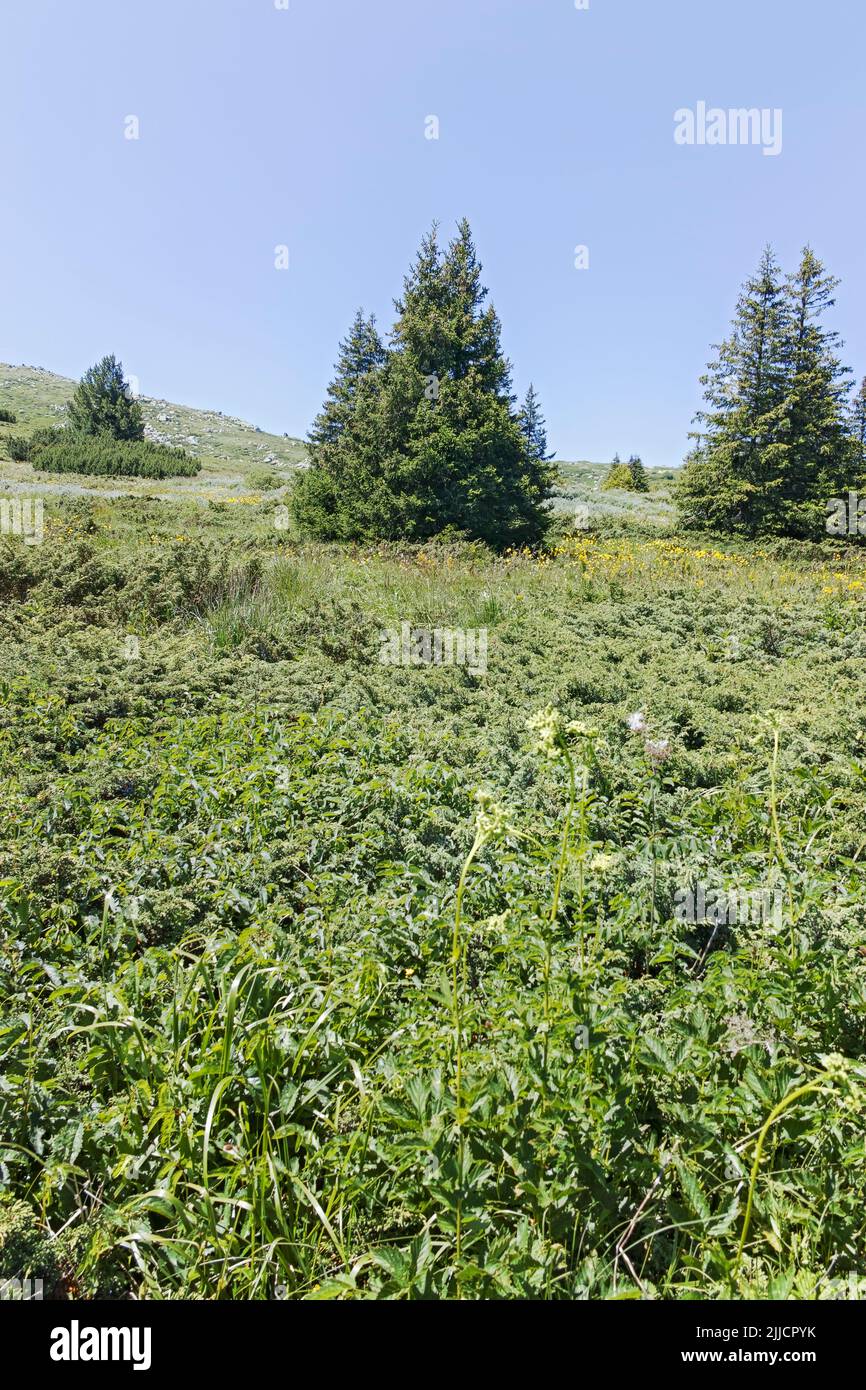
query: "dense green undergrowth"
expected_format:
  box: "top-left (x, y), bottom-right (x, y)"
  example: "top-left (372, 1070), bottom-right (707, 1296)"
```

top-left (6, 430), bottom-right (199, 479)
top-left (1, 497), bottom-right (865, 1299)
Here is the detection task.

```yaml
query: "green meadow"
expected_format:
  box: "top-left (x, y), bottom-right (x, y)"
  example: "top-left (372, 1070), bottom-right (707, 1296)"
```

top-left (2, 409), bottom-right (866, 1297)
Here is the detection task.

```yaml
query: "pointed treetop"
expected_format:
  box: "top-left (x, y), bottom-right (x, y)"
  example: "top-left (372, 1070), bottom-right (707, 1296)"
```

top-left (67, 354), bottom-right (144, 441)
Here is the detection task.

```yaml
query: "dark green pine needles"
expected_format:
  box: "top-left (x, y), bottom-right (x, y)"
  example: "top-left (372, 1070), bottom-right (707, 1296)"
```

top-left (292, 220), bottom-right (557, 549)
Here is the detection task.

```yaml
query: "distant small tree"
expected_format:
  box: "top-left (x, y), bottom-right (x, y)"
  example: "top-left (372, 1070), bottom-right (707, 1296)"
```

top-left (602, 453), bottom-right (638, 491)
top-left (627, 453), bottom-right (649, 491)
top-left (67, 355), bottom-right (144, 441)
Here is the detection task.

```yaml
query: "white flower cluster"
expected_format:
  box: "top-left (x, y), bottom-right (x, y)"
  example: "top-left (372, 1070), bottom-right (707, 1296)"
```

top-left (645, 738), bottom-right (671, 765)
top-left (625, 711), bottom-right (671, 766)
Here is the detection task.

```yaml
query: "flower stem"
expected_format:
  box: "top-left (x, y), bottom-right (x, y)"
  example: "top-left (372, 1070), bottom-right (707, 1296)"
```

top-left (451, 830), bottom-right (482, 1293)
top-left (733, 1078), bottom-right (829, 1281)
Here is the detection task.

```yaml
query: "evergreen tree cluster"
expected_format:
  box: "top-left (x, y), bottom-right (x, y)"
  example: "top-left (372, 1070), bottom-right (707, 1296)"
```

top-left (602, 453), bottom-right (649, 492)
top-left (292, 221), bottom-right (557, 549)
top-left (8, 355), bottom-right (198, 480)
top-left (676, 247), bottom-right (862, 538)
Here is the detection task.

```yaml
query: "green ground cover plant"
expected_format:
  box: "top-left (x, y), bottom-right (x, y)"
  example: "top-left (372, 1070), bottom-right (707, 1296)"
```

top-left (1, 495), bottom-right (865, 1299)
top-left (6, 429), bottom-right (199, 479)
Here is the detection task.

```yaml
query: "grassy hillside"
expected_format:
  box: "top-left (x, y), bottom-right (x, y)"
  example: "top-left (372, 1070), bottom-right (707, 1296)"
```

top-left (0, 363), bottom-right (308, 499)
top-left (553, 460), bottom-right (676, 526)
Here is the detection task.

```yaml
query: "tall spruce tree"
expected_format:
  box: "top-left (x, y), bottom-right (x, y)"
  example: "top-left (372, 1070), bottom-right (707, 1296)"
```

top-left (676, 248), bottom-right (792, 534)
top-left (519, 384), bottom-right (555, 465)
top-left (677, 247), bottom-right (856, 537)
top-left (293, 220), bottom-right (555, 547)
top-left (778, 247), bottom-right (853, 523)
top-left (67, 355), bottom-right (144, 441)
top-left (292, 310), bottom-right (388, 540)
top-left (308, 309), bottom-right (386, 450)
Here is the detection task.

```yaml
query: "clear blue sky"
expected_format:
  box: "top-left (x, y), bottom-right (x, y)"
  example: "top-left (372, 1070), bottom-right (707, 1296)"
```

top-left (3, 0), bottom-right (864, 465)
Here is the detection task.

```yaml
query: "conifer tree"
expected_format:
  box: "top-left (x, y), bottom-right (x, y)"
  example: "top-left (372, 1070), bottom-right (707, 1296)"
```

top-left (676, 248), bottom-right (791, 534)
top-left (850, 377), bottom-right (866, 474)
top-left (385, 218), bottom-right (555, 545)
top-left (519, 384), bottom-right (555, 465)
top-left (293, 221), bottom-right (555, 547)
top-left (627, 454), bottom-right (649, 491)
top-left (779, 247), bottom-right (853, 519)
top-left (67, 355), bottom-right (144, 441)
top-left (307, 309), bottom-right (386, 451)
top-left (292, 310), bottom-right (388, 540)
top-left (677, 247), bottom-right (856, 537)
top-left (601, 453), bottom-right (634, 490)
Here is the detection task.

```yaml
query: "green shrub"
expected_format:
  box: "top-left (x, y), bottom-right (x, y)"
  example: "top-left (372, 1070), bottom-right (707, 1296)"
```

top-left (30, 435), bottom-right (200, 479)
top-left (600, 454), bottom-right (649, 493)
top-left (3, 501), bottom-right (866, 1300)
top-left (6, 435), bottom-right (29, 461)
top-left (601, 460), bottom-right (638, 491)
top-left (244, 467), bottom-right (279, 491)
top-left (6, 427), bottom-right (65, 462)
top-left (0, 408), bottom-right (17, 424)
